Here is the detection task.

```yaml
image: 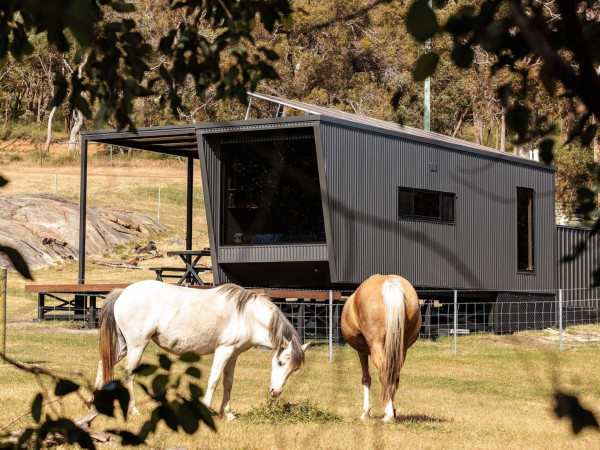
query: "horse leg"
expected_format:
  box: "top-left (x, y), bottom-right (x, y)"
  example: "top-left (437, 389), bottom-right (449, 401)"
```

top-left (203, 346), bottom-right (235, 411)
top-left (359, 352), bottom-right (371, 420)
top-left (122, 342), bottom-right (147, 414)
top-left (77, 346), bottom-right (128, 428)
top-left (369, 343), bottom-right (395, 421)
top-left (219, 355), bottom-right (239, 421)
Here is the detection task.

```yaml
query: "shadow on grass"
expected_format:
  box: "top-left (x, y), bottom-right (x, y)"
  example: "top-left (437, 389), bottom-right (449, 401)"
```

top-left (395, 413), bottom-right (448, 424)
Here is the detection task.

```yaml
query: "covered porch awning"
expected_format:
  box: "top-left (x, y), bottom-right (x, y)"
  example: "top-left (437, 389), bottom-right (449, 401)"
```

top-left (78, 124), bottom-right (202, 283)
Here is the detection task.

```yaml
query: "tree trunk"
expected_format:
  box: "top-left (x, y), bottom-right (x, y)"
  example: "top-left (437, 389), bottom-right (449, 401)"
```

top-left (44, 106), bottom-right (57, 153)
top-left (68, 109), bottom-right (84, 155)
top-left (473, 113), bottom-right (482, 145)
top-left (3, 94), bottom-right (10, 129)
top-left (500, 109), bottom-right (506, 152)
top-left (452, 107), bottom-right (468, 138)
top-left (36, 94), bottom-right (43, 125)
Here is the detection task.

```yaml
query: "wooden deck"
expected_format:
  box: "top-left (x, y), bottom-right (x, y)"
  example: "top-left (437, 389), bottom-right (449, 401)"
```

top-left (25, 283), bottom-right (343, 328)
top-left (25, 283), bottom-right (130, 327)
top-left (25, 283), bottom-right (130, 294)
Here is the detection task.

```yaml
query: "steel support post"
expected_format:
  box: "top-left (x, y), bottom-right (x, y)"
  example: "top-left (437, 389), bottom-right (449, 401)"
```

top-left (186, 156), bottom-right (193, 251)
top-left (453, 290), bottom-right (458, 355)
top-left (558, 289), bottom-right (563, 351)
top-left (78, 138), bottom-right (88, 284)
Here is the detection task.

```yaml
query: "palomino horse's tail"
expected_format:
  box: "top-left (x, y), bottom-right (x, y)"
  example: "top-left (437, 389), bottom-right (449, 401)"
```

top-left (99, 288), bottom-right (124, 383)
top-left (381, 277), bottom-right (406, 402)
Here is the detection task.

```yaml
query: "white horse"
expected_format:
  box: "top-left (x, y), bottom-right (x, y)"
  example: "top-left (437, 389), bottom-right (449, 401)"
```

top-left (83, 280), bottom-right (309, 423)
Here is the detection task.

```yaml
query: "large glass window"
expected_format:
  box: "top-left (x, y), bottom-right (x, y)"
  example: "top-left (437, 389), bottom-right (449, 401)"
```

top-left (221, 133), bottom-right (326, 245)
top-left (398, 187), bottom-right (455, 222)
top-left (517, 187), bottom-right (534, 271)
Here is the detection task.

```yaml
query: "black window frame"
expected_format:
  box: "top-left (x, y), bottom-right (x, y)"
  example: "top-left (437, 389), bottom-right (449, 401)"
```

top-left (516, 187), bottom-right (535, 273)
top-left (397, 187), bottom-right (455, 223)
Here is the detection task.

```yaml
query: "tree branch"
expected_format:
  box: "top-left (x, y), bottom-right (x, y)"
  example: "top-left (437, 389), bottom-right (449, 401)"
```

top-left (509, 0), bottom-right (600, 119)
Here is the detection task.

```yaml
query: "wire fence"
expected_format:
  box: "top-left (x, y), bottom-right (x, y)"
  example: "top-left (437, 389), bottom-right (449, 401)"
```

top-left (270, 289), bottom-right (600, 356)
top-left (3, 282), bottom-right (600, 370)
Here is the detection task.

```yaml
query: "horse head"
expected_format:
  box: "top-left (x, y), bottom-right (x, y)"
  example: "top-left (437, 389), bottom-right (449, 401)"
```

top-left (269, 338), bottom-right (310, 398)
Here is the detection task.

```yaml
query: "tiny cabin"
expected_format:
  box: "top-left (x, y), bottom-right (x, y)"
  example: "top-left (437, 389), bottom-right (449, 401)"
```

top-left (198, 94), bottom-right (557, 302)
top-left (81, 93), bottom-right (566, 313)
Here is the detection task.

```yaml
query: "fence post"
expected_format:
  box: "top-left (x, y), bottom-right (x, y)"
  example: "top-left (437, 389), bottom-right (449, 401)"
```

top-left (328, 290), bottom-right (333, 362)
top-left (1, 268), bottom-right (6, 362)
top-left (158, 186), bottom-right (161, 222)
top-left (558, 289), bottom-right (563, 352)
top-left (453, 290), bottom-right (458, 356)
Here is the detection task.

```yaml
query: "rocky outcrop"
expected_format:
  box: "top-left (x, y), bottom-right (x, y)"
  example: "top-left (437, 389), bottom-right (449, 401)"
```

top-left (0, 194), bottom-right (167, 271)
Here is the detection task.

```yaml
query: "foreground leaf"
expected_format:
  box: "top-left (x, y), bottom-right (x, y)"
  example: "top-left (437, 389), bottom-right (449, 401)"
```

top-left (412, 52), bottom-right (439, 81)
top-left (0, 245), bottom-right (33, 279)
top-left (55, 379), bottom-right (79, 396)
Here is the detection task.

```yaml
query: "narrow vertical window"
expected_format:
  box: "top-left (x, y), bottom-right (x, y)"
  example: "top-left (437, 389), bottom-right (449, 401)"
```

top-left (517, 187), bottom-right (534, 271)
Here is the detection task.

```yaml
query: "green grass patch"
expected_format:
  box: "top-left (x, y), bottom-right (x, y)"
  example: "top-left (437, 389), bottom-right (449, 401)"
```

top-left (242, 397), bottom-right (342, 424)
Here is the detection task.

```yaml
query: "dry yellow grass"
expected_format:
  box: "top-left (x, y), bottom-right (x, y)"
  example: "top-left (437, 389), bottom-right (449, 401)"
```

top-left (1, 158), bottom-right (600, 448)
top-left (1, 300), bottom-right (600, 449)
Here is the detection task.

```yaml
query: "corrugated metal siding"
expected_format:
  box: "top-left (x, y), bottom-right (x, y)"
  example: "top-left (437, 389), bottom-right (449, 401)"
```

top-left (320, 121), bottom-right (556, 291)
top-left (557, 226), bottom-right (600, 305)
top-left (219, 244), bottom-right (328, 263)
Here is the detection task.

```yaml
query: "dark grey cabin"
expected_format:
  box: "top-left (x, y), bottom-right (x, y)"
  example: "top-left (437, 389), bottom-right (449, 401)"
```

top-left (80, 93), bottom-right (557, 298)
top-left (198, 95), bottom-right (556, 295)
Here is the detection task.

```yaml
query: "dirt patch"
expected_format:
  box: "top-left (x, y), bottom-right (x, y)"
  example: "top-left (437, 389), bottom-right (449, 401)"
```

top-left (513, 324), bottom-right (600, 347)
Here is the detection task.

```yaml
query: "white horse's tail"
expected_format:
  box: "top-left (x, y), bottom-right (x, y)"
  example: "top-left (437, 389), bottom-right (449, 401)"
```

top-left (99, 288), bottom-right (124, 383)
top-left (381, 278), bottom-right (406, 403)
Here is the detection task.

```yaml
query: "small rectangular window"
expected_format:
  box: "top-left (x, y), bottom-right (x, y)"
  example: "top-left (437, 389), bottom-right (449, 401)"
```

top-left (398, 187), bottom-right (455, 222)
top-left (517, 187), bottom-right (534, 271)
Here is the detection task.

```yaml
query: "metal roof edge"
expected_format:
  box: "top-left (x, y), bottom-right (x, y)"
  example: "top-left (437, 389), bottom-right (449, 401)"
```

top-left (195, 115), bottom-right (320, 132)
top-left (317, 114), bottom-right (557, 172)
top-left (81, 124), bottom-right (197, 140)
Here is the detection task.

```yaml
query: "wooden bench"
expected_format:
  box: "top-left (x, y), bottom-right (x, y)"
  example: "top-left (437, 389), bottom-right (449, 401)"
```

top-left (24, 284), bottom-right (130, 327)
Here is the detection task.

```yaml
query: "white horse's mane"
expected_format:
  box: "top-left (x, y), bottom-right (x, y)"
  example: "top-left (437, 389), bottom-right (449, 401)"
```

top-left (217, 284), bottom-right (305, 367)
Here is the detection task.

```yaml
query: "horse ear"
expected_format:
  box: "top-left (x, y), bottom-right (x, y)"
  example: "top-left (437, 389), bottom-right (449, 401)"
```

top-left (302, 342), bottom-right (311, 352)
top-left (282, 337), bottom-right (290, 348)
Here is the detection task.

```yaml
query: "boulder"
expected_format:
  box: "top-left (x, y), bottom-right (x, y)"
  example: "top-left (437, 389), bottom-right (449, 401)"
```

top-left (0, 194), bottom-right (167, 271)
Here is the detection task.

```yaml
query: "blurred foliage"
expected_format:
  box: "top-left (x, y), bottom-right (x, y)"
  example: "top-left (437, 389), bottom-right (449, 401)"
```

top-left (0, 0), bottom-right (292, 131)
top-left (0, 352), bottom-right (213, 448)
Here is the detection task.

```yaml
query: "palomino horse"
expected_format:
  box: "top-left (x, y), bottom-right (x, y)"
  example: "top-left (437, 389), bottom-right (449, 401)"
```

top-left (341, 274), bottom-right (421, 421)
top-left (84, 280), bottom-right (308, 423)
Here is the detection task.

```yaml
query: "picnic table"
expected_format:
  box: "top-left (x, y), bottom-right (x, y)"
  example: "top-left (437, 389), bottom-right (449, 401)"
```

top-left (150, 249), bottom-right (212, 285)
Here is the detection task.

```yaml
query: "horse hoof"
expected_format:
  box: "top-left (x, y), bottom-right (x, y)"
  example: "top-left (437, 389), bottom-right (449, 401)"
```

top-left (360, 413), bottom-right (370, 421)
top-left (129, 406), bottom-right (140, 415)
top-left (382, 415), bottom-right (394, 422)
top-left (225, 413), bottom-right (236, 421)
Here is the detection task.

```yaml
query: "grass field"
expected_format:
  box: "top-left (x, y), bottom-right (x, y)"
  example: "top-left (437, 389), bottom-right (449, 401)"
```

top-left (1, 304), bottom-right (600, 449)
top-left (1, 158), bottom-right (600, 448)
